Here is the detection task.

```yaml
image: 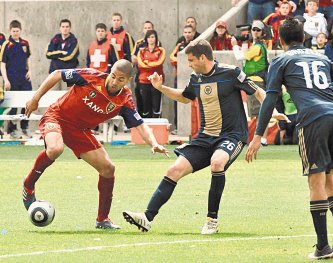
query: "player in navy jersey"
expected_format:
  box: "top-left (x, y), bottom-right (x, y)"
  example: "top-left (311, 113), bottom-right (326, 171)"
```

top-left (123, 39), bottom-right (288, 234)
top-left (246, 17), bottom-right (333, 260)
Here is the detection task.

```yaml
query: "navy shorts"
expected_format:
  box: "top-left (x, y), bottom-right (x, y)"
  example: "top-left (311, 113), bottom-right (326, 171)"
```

top-left (297, 115), bottom-right (333, 176)
top-left (174, 133), bottom-right (245, 173)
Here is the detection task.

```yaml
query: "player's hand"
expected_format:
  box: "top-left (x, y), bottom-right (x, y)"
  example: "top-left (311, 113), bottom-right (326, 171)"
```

top-left (25, 98), bottom-right (39, 117)
top-left (245, 135), bottom-right (262, 163)
top-left (151, 144), bottom-right (169, 157)
top-left (147, 72), bottom-right (163, 90)
top-left (61, 51), bottom-right (68, 55)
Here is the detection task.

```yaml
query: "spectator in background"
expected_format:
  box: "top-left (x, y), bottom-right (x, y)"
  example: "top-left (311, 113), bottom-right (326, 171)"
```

top-left (132, 21), bottom-right (161, 116)
top-left (137, 30), bottom-right (165, 118)
top-left (87, 23), bottom-right (119, 73)
top-left (176, 17), bottom-right (200, 44)
top-left (231, 20), bottom-right (270, 145)
top-left (0, 20), bottom-right (32, 139)
top-left (209, 21), bottom-right (233, 51)
top-left (303, 0), bottom-right (328, 46)
top-left (46, 19), bottom-right (79, 90)
top-left (247, 0), bottom-right (276, 24)
top-left (264, 0), bottom-right (292, 49)
top-left (107, 12), bottom-right (135, 62)
top-left (312, 32), bottom-right (328, 49)
top-left (294, 15), bottom-right (313, 48)
top-left (317, 0), bottom-right (333, 40)
top-left (324, 38), bottom-right (333, 62)
top-left (170, 25), bottom-right (194, 134)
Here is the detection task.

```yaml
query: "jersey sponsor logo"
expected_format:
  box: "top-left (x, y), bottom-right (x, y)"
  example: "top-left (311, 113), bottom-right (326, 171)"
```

top-left (65, 69), bottom-right (74, 80)
top-left (237, 70), bottom-right (246, 83)
top-left (82, 95), bottom-right (105, 114)
top-left (89, 91), bottom-right (97, 98)
top-left (106, 102), bottom-right (115, 113)
top-left (204, 85), bottom-right (212, 95)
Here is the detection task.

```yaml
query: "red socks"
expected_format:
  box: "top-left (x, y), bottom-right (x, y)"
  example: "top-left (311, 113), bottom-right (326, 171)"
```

top-left (97, 175), bottom-right (115, 222)
top-left (24, 150), bottom-right (54, 190)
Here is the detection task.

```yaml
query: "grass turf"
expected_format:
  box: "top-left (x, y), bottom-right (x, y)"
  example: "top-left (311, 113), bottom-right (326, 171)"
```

top-left (0, 144), bottom-right (324, 262)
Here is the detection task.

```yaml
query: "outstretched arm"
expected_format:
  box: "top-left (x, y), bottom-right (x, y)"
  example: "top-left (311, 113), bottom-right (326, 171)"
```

top-left (25, 70), bottom-right (62, 117)
top-left (148, 72), bottom-right (191, 103)
top-left (135, 123), bottom-right (169, 157)
top-left (245, 92), bottom-right (279, 162)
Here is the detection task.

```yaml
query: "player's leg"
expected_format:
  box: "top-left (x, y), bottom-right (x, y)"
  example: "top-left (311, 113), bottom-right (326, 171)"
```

top-left (123, 155), bottom-right (193, 232)
top-left (23, 122), bottom-right (64, 210)
top-left (202, 139), bottom-right (244, 234)
top-left (307, 172), bottom-right (333, 259)
top-left (298, 117), bottom-right (333, 259)
top-left (124, 143), bottom-right (211, 232)
top-left (80, 147), bottom-right (119, 230)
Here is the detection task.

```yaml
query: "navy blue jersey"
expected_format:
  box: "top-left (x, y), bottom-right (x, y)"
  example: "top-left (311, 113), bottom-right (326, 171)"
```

top-left (46, 33), bottom-right (79, 73)
top-left (0, 36), bottom-right (31, 79)
top-left (266, 45), bottom-right (333, 128)
top-left (182, 62), bottom-right (257, 143)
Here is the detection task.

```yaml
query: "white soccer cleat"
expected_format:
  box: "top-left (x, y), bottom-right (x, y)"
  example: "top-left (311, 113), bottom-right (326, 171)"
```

top-left (123, 210), bottom-right (151, 232)
top-left (201, 217), bottom-right (218, 234)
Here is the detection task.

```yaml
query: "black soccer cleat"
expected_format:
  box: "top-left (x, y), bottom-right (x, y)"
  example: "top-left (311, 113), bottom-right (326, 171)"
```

top-left (95, 218), bottom-right (121, 229)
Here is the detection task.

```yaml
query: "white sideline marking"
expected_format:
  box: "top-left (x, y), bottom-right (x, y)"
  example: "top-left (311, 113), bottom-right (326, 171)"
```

top-left (0, 234), bottom-right (320, 259)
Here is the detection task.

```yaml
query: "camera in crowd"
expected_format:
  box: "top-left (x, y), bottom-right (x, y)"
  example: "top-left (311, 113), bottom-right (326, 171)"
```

top-left (233, 22), bottom-right (273, 42)
top-left (233, 24), bottom-right (251, 42)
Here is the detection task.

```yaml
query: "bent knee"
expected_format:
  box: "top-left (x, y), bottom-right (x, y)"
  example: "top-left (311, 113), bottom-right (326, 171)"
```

top-left (46, 144), bottom-right (64, 160)
top-left (100, 162), bottom-right (115, 178)
top-left (166, 165), bottom-right (186, 182)
top-left (210, 159), bottom-right (227, 172)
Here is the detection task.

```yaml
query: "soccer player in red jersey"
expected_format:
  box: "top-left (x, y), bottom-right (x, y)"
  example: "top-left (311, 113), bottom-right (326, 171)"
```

top-left (23, 59), bottom-right (169, 229)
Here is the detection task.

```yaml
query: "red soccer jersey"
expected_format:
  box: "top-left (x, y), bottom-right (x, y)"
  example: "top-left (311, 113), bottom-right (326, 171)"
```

top-left (46, 68), bottom-right (143, 129)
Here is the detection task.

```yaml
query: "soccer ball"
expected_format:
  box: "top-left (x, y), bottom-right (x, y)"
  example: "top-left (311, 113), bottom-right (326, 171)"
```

top-left (28, 200), bottom-right (55, 227)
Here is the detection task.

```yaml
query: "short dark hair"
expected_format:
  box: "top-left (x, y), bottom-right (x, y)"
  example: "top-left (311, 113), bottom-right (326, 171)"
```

top-left (112, 12), bottom-right (122, 19)
top-left (95, 23), bottom-right (107, 31)
top-left (9, 20), bottom-right (21, 30)
top-left (184, 25), bottom-right (193, 31)
top-left (279, 17), bottom-right (304, 46)
top-left (60, 19), bottom-right (71, 27)
top-left (144, 30), bottom-right (158, 46)
top-left (185, 39), bottom-right (213, 61)
top-left (112, 59), bottom-right (134, 77)
top-left (144, 20), bottom-right (154, 29)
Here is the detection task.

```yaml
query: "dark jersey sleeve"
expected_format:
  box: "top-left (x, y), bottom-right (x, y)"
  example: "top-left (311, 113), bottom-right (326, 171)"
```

top-left (61, 69), bottom-right (88, 86)
top-left (181, 76), bottom-right (196, 100)
top-left (119, 107), bottom-right (144, 128)
top-left (233, 67), bottom-right (257, 95)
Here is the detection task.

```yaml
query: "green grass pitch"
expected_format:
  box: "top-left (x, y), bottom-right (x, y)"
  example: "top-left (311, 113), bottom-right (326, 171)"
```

top-left (0, 144), bottom-right (326, 262)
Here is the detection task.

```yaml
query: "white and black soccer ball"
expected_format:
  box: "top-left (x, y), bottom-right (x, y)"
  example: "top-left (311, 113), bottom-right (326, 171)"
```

top-left (28, 200), bottom-right (55, 227)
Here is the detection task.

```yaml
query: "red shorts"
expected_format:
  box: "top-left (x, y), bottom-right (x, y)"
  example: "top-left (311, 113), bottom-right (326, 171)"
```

top-left (39, 112), bottom-right (102, 158)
